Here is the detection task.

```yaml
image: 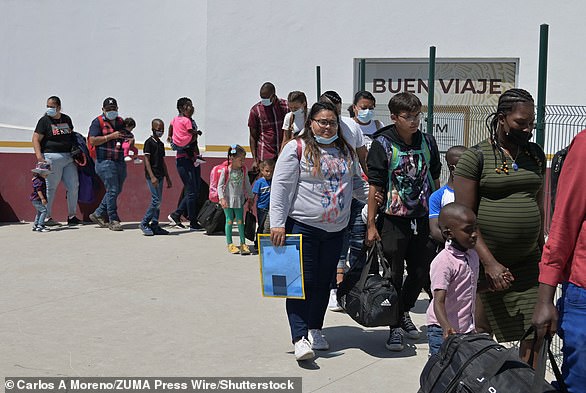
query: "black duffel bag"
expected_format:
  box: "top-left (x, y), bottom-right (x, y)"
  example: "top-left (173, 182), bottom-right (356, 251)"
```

top-left (418, 328), bottom-right (566, 393)
top-left (337, 241), bottom-right (398, 327)
top-left (196, 200), bottom-right (225, 235)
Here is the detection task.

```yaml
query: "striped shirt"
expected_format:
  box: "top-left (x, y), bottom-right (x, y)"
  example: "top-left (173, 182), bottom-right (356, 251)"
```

top-left (248, 99), bottom-right (288, 161)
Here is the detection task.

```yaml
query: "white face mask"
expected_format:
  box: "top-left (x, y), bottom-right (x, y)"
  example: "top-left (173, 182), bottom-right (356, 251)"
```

top-left (293, 108), bottom-right (305, 117)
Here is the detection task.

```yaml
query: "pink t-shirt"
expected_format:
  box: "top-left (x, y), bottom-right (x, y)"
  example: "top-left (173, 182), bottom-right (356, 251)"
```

top-left (171, 116), bottom-right (195, 148)
top-left (426, 245), bottom-right (479, 333)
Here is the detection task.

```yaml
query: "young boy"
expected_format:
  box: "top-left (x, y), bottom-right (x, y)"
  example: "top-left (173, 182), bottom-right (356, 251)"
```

top-left (30, 162), bottom-right (52, 232)
top-left (252, 159), bottom-right (274, 249)
top-left (366, 92), bottom-right (441, 351)
top-left (139, 119), bottom-right (172, 236)
top-left (425, 202), bottom-right (480, 355)
top-left (119, 117), bottom-right (142, 164)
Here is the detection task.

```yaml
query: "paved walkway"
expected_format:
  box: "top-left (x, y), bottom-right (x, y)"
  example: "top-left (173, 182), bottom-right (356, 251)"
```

top-left (0, 222), bottom-right (431, 392)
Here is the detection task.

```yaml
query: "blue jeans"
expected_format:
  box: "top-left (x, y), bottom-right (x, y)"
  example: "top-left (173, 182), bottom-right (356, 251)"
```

top-left (174, 158), bottom-right (201, 227)
top-left (94, 160), bottom-right (127, 222)
top-left (285, 218), bottom-right (345, 342)
top-left (558, 282), bottom-right (586, 392)
top-left (333, 198), bottom-right (367, 289)
top-left (43, 152), bottom-right (79, 218)
top-left (32, 200), bottom-right (47, 227)
top-left (427, 324), bottom-right (444, 356)
top-left (142, 177), bottom-right (164, 226)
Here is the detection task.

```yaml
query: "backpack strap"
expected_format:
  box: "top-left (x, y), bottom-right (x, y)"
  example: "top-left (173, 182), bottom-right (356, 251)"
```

top-left (420, 134), bottom-right (437, 192)
top-left (295, 138), bottom-right (302, 160)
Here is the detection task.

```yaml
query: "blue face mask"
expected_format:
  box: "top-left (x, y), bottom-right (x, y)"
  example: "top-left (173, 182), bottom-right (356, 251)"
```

top-left (357, 109), bottom-right (374, 123)
top-left (314, 134), bottom-right (338, 145)
top-left (261, 98), bottom-right (272, 106)
top-left (46, 107), bottom-right (57, 117)
top-left (105, 111), bottom-right (118, 120)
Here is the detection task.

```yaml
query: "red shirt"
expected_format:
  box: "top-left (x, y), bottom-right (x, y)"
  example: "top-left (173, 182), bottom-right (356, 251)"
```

top-left (539, 130), bottom-right (586, 288)
top-left (248, 98), bottom-right (288, 161)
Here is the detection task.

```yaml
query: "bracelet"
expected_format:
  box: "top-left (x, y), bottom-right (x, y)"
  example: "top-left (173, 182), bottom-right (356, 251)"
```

top-left (105, 135), bottom-right (109, 142)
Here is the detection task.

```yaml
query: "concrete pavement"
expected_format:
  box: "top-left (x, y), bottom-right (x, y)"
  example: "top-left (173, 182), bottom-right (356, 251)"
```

top-left (0, 222), bottom-right (431, 392)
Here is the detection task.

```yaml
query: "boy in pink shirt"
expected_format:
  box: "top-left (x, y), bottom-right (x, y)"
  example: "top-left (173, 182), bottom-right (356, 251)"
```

top-left (426, 202), bottom-right (480, 355)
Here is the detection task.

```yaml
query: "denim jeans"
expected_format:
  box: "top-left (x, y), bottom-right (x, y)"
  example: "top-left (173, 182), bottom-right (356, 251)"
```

top-left (558, 282), bottom-right (586, 392)
top-left (333, 198), bottom-right (366, 289)
top-left (142, 177), bottom-right (164, 226)
top-left (427, 324), bottom-right (444, 356)
top-left (32, 200), bottom-right (47, 227)
top-left (174, 158), bottom-right (201, 227)
top-left (285, 218), bottom-right (345, 342)
top-left (43, 152), bottom-right (79, 218)
top-left (94, 159), bottom-right (127, 222)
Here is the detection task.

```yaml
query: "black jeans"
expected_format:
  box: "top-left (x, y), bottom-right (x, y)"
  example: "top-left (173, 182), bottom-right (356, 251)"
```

top-left (380, 215), bottom-right (436, 328)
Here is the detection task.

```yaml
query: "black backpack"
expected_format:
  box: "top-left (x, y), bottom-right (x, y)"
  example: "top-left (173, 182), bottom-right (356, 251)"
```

top-left (418, 331), bottom-right (565, 393)
top-left (550, 146), bottom-right (569, 215)
top-left (337, 242), bottom-right (398, 328)
top-left (196, 200), bottom-right (225, 235)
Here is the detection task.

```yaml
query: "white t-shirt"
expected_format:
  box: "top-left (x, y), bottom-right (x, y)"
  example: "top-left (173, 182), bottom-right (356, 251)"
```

top-left (356, 119), bottom-right (383, 136)
top-left (282, 112), bottom-right (306, 135)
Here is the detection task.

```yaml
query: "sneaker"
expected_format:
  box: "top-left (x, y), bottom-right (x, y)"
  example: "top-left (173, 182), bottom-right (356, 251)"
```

top-left (108, 220), bottom-right (123, 231)
top-left (124, 156), bottom-right (132, 162)
top-left (67, 216), bottom-right (82, 226)
top-left (44, 217), bottom-right (62, 227)
top-left (328, 289), bottom-right (343, 312)
top-left (227, 244), bottom-right (240, 254)
top-left (168, 213), bottom-right (185, 228)
top-left (37, 226), bottom-right (51, 233)
top-left (133, 158), bottom-right (143, 164)
top-left (294, 337), bottom-right (315, 361)
top-left (401, 312), bottom-right (420, 339)
top-left (189, 224), bottom-right (205, 232)
top-left (240, 244), bottom-right (251, 255)
top-left (308, 329), bottom-right (330, 350)
top-left (89, 213), bottom-right (108, 228)
top-left (139, 223), bottom-right (154, 236)
top-left (385, 328), bottom-right (404, 351)
top-left (151, 225), bottom-right (169, 235)
top-left (32, 225), bottom-right (38, 231)
top-left (194, 157), bottom-right (206, 167)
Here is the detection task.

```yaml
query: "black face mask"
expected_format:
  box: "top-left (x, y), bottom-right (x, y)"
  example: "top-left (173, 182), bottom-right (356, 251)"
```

top-left (507, 128), bottom-right (533, 146)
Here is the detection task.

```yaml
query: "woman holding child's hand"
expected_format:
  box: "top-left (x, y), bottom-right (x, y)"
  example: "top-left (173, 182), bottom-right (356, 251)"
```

top-left (454, 88), bottom-right (546, 365)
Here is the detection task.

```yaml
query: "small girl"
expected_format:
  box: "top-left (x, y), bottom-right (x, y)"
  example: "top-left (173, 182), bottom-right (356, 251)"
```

top-left (218, 144), bottom-right (253, 255)
top-left (30, 162), bottom-right (52, 232)
top-left (119, 117), bottom-right (142, 163)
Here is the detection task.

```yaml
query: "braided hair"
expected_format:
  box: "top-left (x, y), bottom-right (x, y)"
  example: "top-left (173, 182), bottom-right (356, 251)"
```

top-left (486, 88), bottom-right (543, 174)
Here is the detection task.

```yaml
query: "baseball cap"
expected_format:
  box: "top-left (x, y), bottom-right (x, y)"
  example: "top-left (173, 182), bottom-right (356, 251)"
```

top-left (32, 162), bottom-right (52, 175)
top-left (103, 97), bottom-right (118, 108)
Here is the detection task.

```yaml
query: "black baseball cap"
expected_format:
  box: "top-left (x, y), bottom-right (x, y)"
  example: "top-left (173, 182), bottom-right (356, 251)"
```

top-left (103, 97), bottom-right (118, 108)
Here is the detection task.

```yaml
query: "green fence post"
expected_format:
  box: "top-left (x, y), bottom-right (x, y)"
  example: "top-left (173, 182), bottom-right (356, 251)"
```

top-left (536, 24), bottom-right (549, 148)
top-left (359, 59), bottom-right (366, 92)
top-left (316, 66), bottom-right (321, 101)
top-left (427, 46), bottom-right (436, 135)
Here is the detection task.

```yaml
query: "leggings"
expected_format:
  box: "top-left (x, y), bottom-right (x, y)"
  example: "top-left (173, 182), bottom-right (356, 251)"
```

top-left (224, 207), bottom-right (245, 245)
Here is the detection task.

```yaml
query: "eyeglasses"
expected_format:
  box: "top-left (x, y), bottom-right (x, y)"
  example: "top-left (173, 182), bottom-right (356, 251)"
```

top-left (312, 119), bottom-right (339, 128)
top-left (398, 113), bottom-right (423, 123)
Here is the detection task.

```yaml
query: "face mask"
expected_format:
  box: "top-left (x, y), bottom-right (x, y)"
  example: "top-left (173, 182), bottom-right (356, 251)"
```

top-left (507, 128), bottom-right (533, 146)
top-left (314, 134), bottom-right (338, 145)
top-left (46, 107), bottom-right (57, 117)
top-left (261, 98), bottom-right (272, 106)
top-left (105, 111), bottom-right (118, 120)
top-left (293, 108), bottom-right (305, 117)
top-left (357, 109), bottom-right (374, 123)
top-left (154, 130), bottom-right (164, 138)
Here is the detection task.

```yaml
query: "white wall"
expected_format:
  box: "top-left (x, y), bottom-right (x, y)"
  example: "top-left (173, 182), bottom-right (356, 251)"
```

top-left (1, 0), bottom-right (584, 155)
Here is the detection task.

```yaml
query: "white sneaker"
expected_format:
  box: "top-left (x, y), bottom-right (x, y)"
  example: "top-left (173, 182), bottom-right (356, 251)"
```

top-left (133, 158), bottom-right (143, 164)
top-left (328, 289), bottom-right (343, 312)
top-left (124, 156), bottom-right (132, 162)
top-left (308, 329), bottom-right (329, 350)
top-left (294, 337), bottom-right (315, 361)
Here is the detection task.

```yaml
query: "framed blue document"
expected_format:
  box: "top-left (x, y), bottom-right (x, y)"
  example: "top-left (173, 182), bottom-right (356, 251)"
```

top-left (258, 234), bottom-right (304, 299)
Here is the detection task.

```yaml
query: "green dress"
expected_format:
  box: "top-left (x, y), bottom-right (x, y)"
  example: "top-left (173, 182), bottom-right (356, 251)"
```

top-left (455, 139), bottom-right (545, 342)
